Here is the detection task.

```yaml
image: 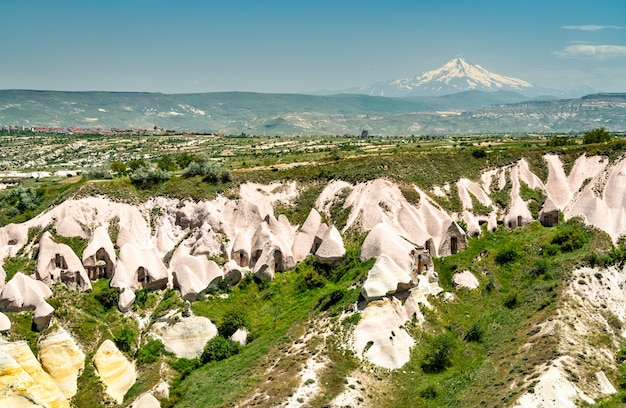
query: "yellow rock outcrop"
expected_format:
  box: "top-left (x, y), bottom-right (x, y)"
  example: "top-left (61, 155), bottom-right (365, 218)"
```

top-left (93, 339), bottom-right (136, 404)
top-left (38, 328), bottom-right (85, 399)
top-left (0, 340), bottom-right (68, 408)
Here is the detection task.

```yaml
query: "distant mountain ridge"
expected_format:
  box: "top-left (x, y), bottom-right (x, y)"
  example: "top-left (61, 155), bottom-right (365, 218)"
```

top-left (1, 89), bottom-right (624, 135)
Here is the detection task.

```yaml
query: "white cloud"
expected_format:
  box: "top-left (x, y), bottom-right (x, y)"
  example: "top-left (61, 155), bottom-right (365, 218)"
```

top-left (554, 44), bottom-right (626, 59)
top-left (562, 25), bottom-right (624, 31)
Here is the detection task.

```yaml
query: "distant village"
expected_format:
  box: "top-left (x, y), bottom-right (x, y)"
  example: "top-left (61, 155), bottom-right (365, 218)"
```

top-left (1, 124), bottom-right (220, 136)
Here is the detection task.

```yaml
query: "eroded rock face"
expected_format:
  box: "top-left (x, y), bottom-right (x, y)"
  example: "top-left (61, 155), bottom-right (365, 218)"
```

top-left (361, 255), bottom-right (414, 301)
top-left (353, 298), bottom-right (416, 369)
top-left (38, 328), bottom-right (85, 399)
top-left (0, 340), bottom-right (69, 408)
top-left (314, 226), bottom-right (345, 266)
top-left (292, 208), bottom-right (322, 262)
top-left (0, 312), bottom-right (10, 332)
top-left (36, 232), bottom-right (91, 291)
top-left (0, 272), bottom-right (52, 312)
top-left (131, 392), bottom-right (161, 408)
top-left (150, 312), bottom-right (217, 359)
top-left (82, 226), bottom-right (117, 280)
top-left (231, 328), bottom-right (249, 346)
top-left (170, 244), bottom-right (223, 301)
top-left (93, 340), bottom-right (136, 404)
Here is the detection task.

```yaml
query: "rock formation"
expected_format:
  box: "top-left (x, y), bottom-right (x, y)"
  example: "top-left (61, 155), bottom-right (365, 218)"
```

top-left (36, 232), bottom-right (92, 291)
top-left (93, 339), bottom-right (136, 404)
top-left (0, 272), bottom-right (52, 312)
top-left (37, 328), bottom-right (85, 399)
top-left (292, 208), bottom-right (322, 262)
top-left (82, 226), bottom-right (116, 280)
top-left (131, 392), bottom-right (161, 408)
top-left (112, 243), bottom-right (168, 292)
top-left (170, 244), bottom-right (223, 301)
top-left (150, 312), bottom-right (218, 359)
top-left (314, 226), bottom-right (345, 266)
top-left (452, 270), bottom-right (480, 289)
top-left (361, 255), bottom-right (414, 301)
top-left (0, 339), bottom-right (69, 408)
top-left (0, 312), bottom-right (10, 332)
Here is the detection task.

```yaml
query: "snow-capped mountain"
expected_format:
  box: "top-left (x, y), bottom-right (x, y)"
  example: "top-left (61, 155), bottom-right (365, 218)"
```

top-left (354, 58), bottom-right (539, 97)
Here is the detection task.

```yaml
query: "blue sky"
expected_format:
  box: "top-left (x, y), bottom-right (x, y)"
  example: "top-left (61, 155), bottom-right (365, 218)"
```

top-left (1, 0), bottom-right (625, 93)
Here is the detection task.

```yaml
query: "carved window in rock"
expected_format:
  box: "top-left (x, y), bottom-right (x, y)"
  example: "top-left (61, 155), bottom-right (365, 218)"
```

top-left (451, 236), bottom-right (458, 254)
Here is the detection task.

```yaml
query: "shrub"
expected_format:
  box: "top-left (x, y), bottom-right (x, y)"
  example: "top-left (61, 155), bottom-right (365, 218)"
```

top-left (136, 339), bottom-right (170, 365)
top-left (464, 322), bottom-right (484, 342)
top-left (471, 149), bottom-right (487, 159)
top-left (113, 325), bottom-right (137, 354)
top-left (530, 259), bottom-right (549, 277)
top-left (157, 155), bottom-right (178, 171)
top-left (547, 136), bottom-right (575, 147)
top-left (503, 291), bottom-right (518, 309)
top-left (201, 336), bottom-right (240, 364)
top-left (176, 152), bottom-right (197, 169)
top-left (218, 309), bottom-right (248, 339)
top-left (420, 333), bottom-right (456, 374)
top-left (130, 165), bottom-right (171, 185)
top-left (496, 247), bottom-right (521, 265)
top-left (551, 224), bottom-right (588, 252)
top-left (93, 284), bottom-right (119, 310)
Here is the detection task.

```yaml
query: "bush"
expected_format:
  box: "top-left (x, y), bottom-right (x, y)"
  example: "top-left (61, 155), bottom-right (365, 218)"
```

top-left (93, 284), bottom-right (119, 310)
top-left (420, 333), bottom-right (456, 373)
top-left (136, 339), bottom-right (170, 365)
top-left (130, 165), bottom-right (171, 185)
top-left (496, 247), bottom-right (521, 265)
top-left (551, 224), bottom-right (588, 252)
top-left (201, 336), bottom-right (240, 364)
top-left (503, 291), bottom-right (518, 309)
top-left (218, 309), bottom-right (248, 339)
top-left (464, 322), bottom-right (484, 342)
top-left (471, 149), bottom-right (487, 159)
top-left (530, 259), bottom-right (549, 277)
top-left (547, 135), bottom-right (575, 147)
top-left (157, 155), bottom-right (178, 171)
top-left (183, 159), bottom-right (219, 179)
top-left (113, 325), bottom-right (137, 354)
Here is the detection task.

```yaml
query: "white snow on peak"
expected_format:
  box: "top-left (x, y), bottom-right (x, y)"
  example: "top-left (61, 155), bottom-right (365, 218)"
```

top-left (390, 58), bottom-right (534, 93)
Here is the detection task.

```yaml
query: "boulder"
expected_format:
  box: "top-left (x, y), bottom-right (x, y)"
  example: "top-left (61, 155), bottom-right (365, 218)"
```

top-left (37, 328), bottom-right (85, 399)
top-left (118, 287), bottom-right (136, 313)
top-left (33, 301), bottom-right (54, 332)
top-left (131, 393), bottom-right (161, 408)
top-left (0, 312), bottom-right (10, 332)
top-left (314, 225), bottom-right (345, 266)
top-left (231, 328), bottom-right (249, 346)
top-left (94, 339), bottom-right (136, 404)
top-left (292, 208), bottom-right (322, 262)
top-left (82, 226), bottom-right (117, 280)
top-left (150, 312), bottom-right (218, 359)
top-left (0, 340), bottom-right (68, 407)
top-left (452, 270), bottom-right (480, 289)
top-left (361, 255), bottom-right (414, 301)
top-left (36, 232), bottom-right (92, 291)
top-left (0, 272), bottom-right (52, 312)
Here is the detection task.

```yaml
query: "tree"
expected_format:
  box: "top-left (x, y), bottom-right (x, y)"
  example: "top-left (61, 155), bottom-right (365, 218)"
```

top-left (583, 127), bottom-right (612, 144)
top-left (201, 336), bottom-right (240, 363)
top-left (130, 165), bottom-right (170, 185)
top-left (157, 155), bottom-right (177, 171)
top-left (176, 152), bottom-right (197, 169)
top-left (110, 161), bottom-right (127, 175)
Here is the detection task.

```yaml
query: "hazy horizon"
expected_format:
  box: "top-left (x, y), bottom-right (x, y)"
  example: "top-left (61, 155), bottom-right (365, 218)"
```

top-left (1, 0), bottom-right (625, 94)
